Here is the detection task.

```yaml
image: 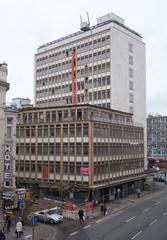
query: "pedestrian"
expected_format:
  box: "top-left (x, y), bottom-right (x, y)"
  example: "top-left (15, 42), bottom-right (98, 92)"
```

top-left (100, 203), bottom-right (104, 215)
top-left (15, 219), bottom-right (23, 238)
top-left (103, 204), bottom-right (107, 216)
top-left (0, 230), bottom-right (6, 240)
top-left (2, 215), bottom-right (7, 234)
top-left (137, 188), bottom-right (141, 198)
top-left (6, 215), bottom-right (11, 232)
top-left (78, 208), bottom-right (84, 224)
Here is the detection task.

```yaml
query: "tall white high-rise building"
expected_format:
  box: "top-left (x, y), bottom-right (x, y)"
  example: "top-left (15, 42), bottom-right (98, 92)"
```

top-left (34, 12), bottom-right (146, 168)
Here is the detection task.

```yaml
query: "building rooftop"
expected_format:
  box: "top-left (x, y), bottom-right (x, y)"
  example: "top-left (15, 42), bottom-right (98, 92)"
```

top-left (38, 18), bottom-right (142, 50)
top-left (19, 103), bottom-right (132, 116)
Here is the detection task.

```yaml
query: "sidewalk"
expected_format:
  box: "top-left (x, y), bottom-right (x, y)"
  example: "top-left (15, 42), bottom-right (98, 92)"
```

top-left (5, 223), bottom-right (56, 240)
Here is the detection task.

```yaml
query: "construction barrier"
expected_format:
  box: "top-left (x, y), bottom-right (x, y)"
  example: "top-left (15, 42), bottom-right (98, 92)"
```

top-left (63, 210), bottom-right (79, 220)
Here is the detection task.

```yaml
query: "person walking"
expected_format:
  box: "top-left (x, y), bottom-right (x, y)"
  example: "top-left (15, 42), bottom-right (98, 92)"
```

top-left (78, 208), bottom-right (84, 224)
top-left (103, 204), bottom-right (107, 216)
top-left (0, 230), bottom-right (6, 240)
top-left (137, 188), bottom-right (141, 198)
top-left (100, 203), bottom-right (104, 215)
top-left (6, 215), bottom-right (11, 233)
top-left (15, 219), bottom-right (23, 238)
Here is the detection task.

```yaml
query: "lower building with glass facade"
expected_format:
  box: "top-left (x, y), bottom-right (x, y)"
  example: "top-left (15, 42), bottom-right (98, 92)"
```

top-left (16, 104), bottom-right (145, 202)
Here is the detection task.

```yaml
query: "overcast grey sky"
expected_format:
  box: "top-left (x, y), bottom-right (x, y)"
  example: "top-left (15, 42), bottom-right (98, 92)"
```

top-left (0, 0), bottom-right (166, 114)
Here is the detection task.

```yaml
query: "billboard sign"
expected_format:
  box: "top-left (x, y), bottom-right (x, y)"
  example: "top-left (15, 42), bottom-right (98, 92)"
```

top-left (80, 167), bottom-right (89, 175)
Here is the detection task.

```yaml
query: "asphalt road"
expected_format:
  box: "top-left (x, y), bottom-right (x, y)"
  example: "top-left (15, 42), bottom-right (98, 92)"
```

top-left (66, 190), bottom-right (167, 240)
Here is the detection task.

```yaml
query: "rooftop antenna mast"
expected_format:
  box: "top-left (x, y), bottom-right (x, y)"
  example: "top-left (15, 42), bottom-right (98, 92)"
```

top-left (86, 12), bottom-right (90, 26)
top-left (80, 15), bottom-right (83, 23)
top-left (80, 12), bottom-right (90, 31)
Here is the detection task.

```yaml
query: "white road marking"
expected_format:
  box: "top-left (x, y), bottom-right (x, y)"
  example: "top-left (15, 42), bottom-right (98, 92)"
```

top-left (126, 216), bottom-right (136, 222)
top-left (83, 224), bottom-right (91, 229)
top-left (96, 219), bottom-right (103, 223)
top-left (155, 201), bottom-right (160, 205)
top-left (131, 230), bottom-right (142, 239)
top-left (142, 208), bottom-right (151, 213)
top-left (144, 196), bottom-right (152, 201)
top-left (163, 211), bottom-right (167, 216)
top-left (69, 231), bottom-right (78, 236)
top-left (149, 219), bottom-right (158, 226)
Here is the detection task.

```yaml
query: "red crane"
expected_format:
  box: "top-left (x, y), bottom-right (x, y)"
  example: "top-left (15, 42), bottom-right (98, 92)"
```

top-left (71, 48), bottom-right (76, 105)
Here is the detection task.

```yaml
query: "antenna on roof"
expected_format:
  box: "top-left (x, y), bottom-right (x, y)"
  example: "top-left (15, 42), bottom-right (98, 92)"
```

top-left (80, 12), bottom-right (90, 32)
top-left (86, 12), bottom-right (90, 26)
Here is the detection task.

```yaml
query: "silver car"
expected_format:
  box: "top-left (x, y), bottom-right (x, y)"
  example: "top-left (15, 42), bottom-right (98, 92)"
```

top-left (34, 209), bottom-right (63, 224)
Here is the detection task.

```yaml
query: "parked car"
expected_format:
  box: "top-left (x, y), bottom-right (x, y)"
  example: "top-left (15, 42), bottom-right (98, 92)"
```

top-left (34, 209), bottom-right (63, 224)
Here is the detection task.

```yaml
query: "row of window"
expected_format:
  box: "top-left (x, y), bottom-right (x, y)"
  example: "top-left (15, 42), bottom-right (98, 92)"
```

top-left (16, 162), bottom-right (88, 175)
top-left (36, 75), bottom-right (111, 97)
top-left (16, 159), bottom-right (143, 176)
top-left (36, 61), bottom-right (111, 77)
top-left (36, 35), bottom-right (110, 64)
top-left (36, 67), bottom-right (111, 89)
top-left (17, 143), bottom-right (89, 156)
top-left (17, 124), bottom-right (88, 138)
top-left (18, 107), bottom-right (132, 126)
top-left (94, 160), bottom-right (144, 175)
top-left (94, 126), bottom-right (143, 139)
top-left (94, 143), bottom-right (144, 156)
top-left (16, 142), bottom-right (143, 157)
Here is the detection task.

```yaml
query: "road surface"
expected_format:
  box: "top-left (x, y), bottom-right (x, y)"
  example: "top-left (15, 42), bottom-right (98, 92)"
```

top-left (66, 190), bottom-right (167, 240)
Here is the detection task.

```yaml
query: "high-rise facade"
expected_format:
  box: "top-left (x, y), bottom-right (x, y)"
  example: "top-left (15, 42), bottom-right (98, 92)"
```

top-left (34, 12), bottom-right (147, 168)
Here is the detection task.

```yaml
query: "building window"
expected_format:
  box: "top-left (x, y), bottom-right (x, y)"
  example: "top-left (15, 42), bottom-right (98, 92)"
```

top-left (50, 143), bottom-right (54, 155)
top-left (76, 143), bottom-right (82, 155)
top-left (107, 89), bottom-right (110, 99)
top-left (83, 124), bottom-right (88, 137)
top-left (6, 118), bottom-right (12, 138)
top-left (50, 125), bottom-right (54, 137)
top-left (31, 144), bottom-right (35, 155)
top-left (129, 80), bottom-right (133, 90)
top-left (129, 68), bottom-right (133, 78)
top-left (63, 125), bottom-right (68, 137)
top-left (26, 127), bottom-right (30, 137)
top-left (38, 126), bottom-right (42, 137)
top-left (37, 143), bottom-right (42, 155)
top-left (89, 93), bottom-right (92, 101)
top-left (83, 143), bottom-right (88, 155)
top-left (44, 125), bottom-right (48, 137)
top-left (56, 126), bottom-right (61, 137)
top-left (69, 143), bottom-right (75, 155)
top-left (129, 106), bottom-right (134, 114)
top-left (129, 55), bottom-right (133, 65)
top-left (129, 93), bottom-right (134, 103)
top-left (76, 124), bottom-right (82, 137)
top-left (129, 43), bottom-right (133, 53)
top-left (70, 125), bottom-right (75, 137)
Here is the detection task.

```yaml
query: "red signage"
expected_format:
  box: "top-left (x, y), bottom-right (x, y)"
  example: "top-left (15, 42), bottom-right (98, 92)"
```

top-left (80, 167), bottom-right (89, 175)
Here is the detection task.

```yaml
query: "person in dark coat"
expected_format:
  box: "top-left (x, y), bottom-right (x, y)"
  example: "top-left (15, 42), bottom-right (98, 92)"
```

top-left (100, 203), bottom-right (104, 215)
top-left (103, 204), bottom-right (107, 216)
top-left (0, 230), bottom-right (6, 240)
top-left (6, 215), bottom-right (11, 232)
top-left (78, 208), bottom-right (84, 224)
